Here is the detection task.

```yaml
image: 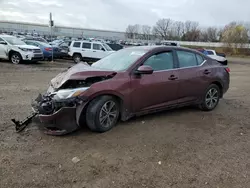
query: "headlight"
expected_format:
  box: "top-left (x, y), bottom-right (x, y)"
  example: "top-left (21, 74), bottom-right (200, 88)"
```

top-left (18, 47), bottom-right (32, 52)
top-left (52, 87), bottom-right (89, 99)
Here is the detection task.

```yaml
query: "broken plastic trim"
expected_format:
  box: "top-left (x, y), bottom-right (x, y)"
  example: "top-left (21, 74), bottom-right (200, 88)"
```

top-left (11, 112), bottom-right (38, 133)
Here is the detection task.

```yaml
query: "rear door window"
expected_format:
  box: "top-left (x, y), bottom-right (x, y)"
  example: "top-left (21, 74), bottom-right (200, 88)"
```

top-left (93, 43), bottom-right (105, 51)
top-left (82, 42), bottom-right (91, 49)
top-left (73, 42), bottom-right (81, 48)
top-left (144, 51), bottom-right (174, 71)
top-left (176, 50), bottom-right (198, 68)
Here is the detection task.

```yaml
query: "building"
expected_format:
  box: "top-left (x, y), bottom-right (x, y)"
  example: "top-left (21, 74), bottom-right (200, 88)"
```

top-left (0, 20), bottom-right (126, 40)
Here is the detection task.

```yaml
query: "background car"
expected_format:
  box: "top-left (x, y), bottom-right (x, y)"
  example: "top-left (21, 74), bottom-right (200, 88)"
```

top-left (68, 40), bottom-right (114, 63)
top-left (0, 35), bottom-right (43, 64)
top-left (197, 48), bottom-right (227, 65)
top-left (24, 40), bottom-right (62, 60)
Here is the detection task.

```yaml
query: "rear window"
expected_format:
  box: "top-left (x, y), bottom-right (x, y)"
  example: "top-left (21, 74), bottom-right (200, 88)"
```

top-left (82, 42), bottom-right (91, 49)
top-left (73, 42), bottom-right (80, 48)
top-left (206, 50), bottom-right (214, 55)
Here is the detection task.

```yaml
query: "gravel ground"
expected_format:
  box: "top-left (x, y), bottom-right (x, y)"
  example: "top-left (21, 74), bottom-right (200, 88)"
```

top-left (0, 60), bottom-right (249, 188)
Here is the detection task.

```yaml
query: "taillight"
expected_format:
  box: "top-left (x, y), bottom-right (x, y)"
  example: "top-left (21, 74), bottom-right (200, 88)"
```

top-left (45, 47), bottom-right (52, 51)
top-left (225, 67), bottom-right (230, 73)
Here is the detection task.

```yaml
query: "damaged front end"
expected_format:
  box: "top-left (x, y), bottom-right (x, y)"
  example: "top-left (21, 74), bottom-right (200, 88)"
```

top-left (12, 87), bottom-right (89, 136)
top-left (11, 62), bottom-right (117, 135)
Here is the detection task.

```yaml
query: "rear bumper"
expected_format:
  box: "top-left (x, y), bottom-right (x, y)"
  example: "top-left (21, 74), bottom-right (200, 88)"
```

top-left (38, 107), bottom-right (79, 136)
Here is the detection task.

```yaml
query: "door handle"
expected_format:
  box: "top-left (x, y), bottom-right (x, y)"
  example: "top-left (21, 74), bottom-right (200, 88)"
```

top-left (93, 51), bottom-right (96, 52)
top-left (168, 75), bottom-right (178, 80)
top-left (203, 70), bottom-right (211, 75)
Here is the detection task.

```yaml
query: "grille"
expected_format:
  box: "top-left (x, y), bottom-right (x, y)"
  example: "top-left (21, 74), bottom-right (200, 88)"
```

top-left (33, 49), bottom-right (42, 53)
top-left (34, 54), bottom-right (43, 57)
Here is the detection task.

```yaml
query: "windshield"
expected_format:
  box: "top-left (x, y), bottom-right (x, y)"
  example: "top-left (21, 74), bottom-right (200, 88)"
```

top-left (36, 41), bottom-right (51, 47)
top-left (103, 43), bottom-right (113, 51)
top-left (2, 36), bottom-right (26, 45)
top-left (91, 48), bottom-right (146, 71)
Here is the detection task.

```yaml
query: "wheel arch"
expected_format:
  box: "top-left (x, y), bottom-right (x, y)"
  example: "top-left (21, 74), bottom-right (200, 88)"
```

top-left (210, 81), bottom-right (223, 98)
top-left (8, 50), bottom-right (22, 60)
top-left (76, 92), bottom-right (126, 126)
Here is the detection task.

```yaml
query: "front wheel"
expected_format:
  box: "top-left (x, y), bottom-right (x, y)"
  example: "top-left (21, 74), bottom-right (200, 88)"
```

top-left (11, 52), bottom-right (22, 64)
top-left (86, 96), bottom-right (120, 133)
top-left (199, 84), bottom-right (220, 111)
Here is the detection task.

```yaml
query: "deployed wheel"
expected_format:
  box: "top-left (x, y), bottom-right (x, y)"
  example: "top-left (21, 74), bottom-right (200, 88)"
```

top-left (86, 96), bottom-right (120, 133)
top-left (73, 54), bottom-right (82, 63)
top-left (11, 52), bottom-right (22, 64)
top-left (199, 84), bottom-right (220, 111)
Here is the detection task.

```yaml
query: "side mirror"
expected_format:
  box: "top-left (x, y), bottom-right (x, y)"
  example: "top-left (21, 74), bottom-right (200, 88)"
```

top-left (0, 41), bottom-right (7, 45)
top-left (135, 65), bottom-right (154, 75)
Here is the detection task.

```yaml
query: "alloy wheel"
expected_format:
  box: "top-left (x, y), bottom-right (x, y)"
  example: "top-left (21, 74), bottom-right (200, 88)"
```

top-left (12, 55), bottom-right (20, 64)
top-left (99, 101), bottom-right (118, 128)
top-left (205, 88), bottom-right (219, 109)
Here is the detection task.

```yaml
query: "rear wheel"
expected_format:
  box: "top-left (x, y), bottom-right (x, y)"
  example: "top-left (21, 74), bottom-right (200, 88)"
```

top-left (73, 54), bottom-right (82, 63)
top-left (199, 84), bottom-right (220, 111)
top-left (11, 52), bottom-right (22, 64)
top-left (86, 96), bottom-right (120, 133)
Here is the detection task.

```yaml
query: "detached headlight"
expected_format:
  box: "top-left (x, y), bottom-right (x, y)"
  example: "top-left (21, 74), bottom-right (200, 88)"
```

top-left (18, 47), bottom-right (31, 52)
top-left (52, 87), bottom-right (89, 99)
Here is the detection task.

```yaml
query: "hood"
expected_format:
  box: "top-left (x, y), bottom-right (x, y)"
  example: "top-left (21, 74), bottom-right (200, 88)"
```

top-left (14, 44), bottom-right (40, 50)
top-left (50, 62), bottom-right (117, 89)
top-left (207, 55), bottom-right (226, 61)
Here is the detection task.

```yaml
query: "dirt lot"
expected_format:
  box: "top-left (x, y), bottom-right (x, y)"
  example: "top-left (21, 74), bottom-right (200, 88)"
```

top-left (0, 60), bottom-right (249, 188)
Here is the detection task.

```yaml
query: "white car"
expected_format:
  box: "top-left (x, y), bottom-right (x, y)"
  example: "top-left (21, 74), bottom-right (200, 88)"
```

top-left (0, 35), bottom-right (44, 64)
top-left (204, 49), bottom-right (228, 65)
top-left (68, 40), bottom-right (114, 63)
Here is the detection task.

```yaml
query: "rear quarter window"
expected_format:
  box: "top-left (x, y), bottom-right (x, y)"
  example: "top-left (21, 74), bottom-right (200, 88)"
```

top-left (73, 42), bottom-right (81, 48)
top-left (82, 42), bottom-right (91, 49)
top-left (196, 54), bottom-right (205, 65)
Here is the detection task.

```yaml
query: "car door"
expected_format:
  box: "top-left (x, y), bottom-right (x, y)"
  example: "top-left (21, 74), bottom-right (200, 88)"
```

top-left (175, 50), bottom-right (211, 103)
top-left (81, 42), bottom-right (92, 58)
top-left (0, 37), bottom-right (9, 59)
top-left (130, 50), bottom-right (179, 113)
top-left (92, 43), bottom-right (106, 59)
top-left (72, 41), bottom-right (82, 55)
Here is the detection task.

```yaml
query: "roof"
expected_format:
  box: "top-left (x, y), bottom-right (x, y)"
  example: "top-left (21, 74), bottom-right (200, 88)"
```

top-left (0, 34), bottom-right (15, 37)
top-left (72, 40), bottom-right (103, 44)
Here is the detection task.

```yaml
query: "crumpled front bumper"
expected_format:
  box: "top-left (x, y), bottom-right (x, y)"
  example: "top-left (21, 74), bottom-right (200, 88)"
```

top-left (38, 107), bottom-right (79, 136)
top-left (33, 93), bottom-right (87, 136)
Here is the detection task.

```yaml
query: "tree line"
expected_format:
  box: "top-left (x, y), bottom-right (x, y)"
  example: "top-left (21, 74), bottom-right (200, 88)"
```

top-left (125, 19), bottom-right (250, 45)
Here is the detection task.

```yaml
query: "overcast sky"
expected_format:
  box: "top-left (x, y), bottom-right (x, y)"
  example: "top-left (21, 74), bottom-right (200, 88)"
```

top-left (0, 0), bottom-right (249, 31)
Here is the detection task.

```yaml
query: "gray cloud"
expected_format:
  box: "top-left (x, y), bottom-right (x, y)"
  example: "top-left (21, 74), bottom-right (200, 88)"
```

top-left (0, 0), bottom-right (249, 31)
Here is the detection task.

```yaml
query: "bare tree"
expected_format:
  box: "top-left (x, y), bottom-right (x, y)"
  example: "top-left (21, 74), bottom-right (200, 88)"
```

top-left (125, 25), bottom-right (136, 39)
top-left (207, 27), bottom-right (218, 42)
top-left (222, 22), bottom-right (249, 51)
top-left (153, 18), bottom-right (173, 40)
top-left (175, 21), bottom-right (184, 39)
top-left (125, 24), bottom-right (141, 39)
top-left (184, 20), bottom-right (192, 33)
top-left (141, 25), bottom-right (151, 40)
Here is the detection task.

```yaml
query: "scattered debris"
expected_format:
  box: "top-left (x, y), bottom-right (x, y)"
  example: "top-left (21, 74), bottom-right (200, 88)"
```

top-left (141, 121), bottom-right (145, 124)
top-left (158, 161), bottom-right (162, 165)
top-left (205, 182), bottom-right (208, 185)
top-left (240, 133), bottom-right (244, 136)
top-left (72, 157), bottom-right (80, 164)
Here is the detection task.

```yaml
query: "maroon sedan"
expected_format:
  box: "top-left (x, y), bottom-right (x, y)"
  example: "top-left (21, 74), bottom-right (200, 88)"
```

top-left (31, 46), bottom-right (230, 135)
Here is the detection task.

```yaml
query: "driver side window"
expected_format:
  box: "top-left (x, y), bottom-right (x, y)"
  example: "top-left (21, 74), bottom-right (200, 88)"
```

top-left (144, 51), bottom-right (174, 71)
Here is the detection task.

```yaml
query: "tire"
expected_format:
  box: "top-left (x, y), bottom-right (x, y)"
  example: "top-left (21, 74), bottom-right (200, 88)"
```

top-left (86, 96), bottom-right (120, 133)
top-left (10, 52), bottom-right (22, 64)
top-left (73, 54), bottom-right (82, 63)
top-left (199, 84), bottom-right (221, 111)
